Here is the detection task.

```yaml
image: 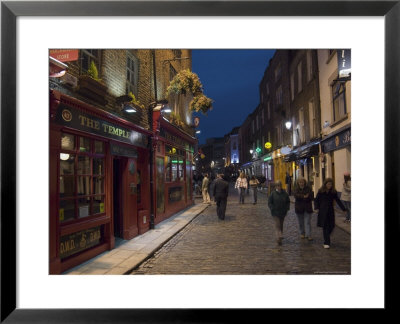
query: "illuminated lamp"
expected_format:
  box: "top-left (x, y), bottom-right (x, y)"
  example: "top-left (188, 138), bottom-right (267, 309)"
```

top-left (265, 142), bottom-right (272, 149)
top-left (60, 153), bottom-right (70, 161)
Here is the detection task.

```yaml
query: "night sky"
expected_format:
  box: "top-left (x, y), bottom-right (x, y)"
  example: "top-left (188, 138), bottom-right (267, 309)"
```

top-left (191, 49), bottom-right (276, 144)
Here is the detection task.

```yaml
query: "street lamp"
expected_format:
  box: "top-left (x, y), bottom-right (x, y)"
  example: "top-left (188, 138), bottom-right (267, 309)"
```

top-left (285, 121), bottom-right (292, 130)
top-left (250, 149), bottom-right (253, 154)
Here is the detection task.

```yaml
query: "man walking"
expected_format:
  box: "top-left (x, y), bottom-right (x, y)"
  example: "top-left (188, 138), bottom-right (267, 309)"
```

top-left (202, 174), bottom-right (211, 204)
top-left (213, 174), bottom-right (229, 220)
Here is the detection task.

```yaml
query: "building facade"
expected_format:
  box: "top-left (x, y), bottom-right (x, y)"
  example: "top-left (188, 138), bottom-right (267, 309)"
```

top-left (49, 49), bottom-right (196, 274)
top-left (317, 49), bottom-right (351, 192)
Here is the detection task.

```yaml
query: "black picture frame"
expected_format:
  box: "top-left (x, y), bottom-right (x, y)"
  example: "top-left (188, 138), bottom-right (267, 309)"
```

top-left (1, 0), bottom-right (398, 322)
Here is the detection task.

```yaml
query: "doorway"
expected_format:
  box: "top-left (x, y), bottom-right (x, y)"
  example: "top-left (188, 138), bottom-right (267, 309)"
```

top-left (113, 158), bottom-right (123, 239)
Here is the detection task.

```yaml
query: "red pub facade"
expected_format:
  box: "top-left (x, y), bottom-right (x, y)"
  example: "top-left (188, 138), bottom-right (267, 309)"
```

top-left (49, 49), bottom-right (195, 274)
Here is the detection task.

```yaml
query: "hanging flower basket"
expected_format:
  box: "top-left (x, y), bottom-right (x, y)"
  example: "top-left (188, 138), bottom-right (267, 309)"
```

top-left (189, 94), bottom-right (213, 114)
top-left (167, 69), bottom-right (203, 96)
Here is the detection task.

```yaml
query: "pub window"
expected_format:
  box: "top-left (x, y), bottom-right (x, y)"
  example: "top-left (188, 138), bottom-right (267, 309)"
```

top-left (80, 49), bottom-right (100, 76)
top-left (126, 52), bottom-right (138, 96)
top-left (332, 80), bottom-right (347, 122)
top-left (59, 133), bottom-right (105, 223)
top-left (170, 64), bottom-right (177, 81)
top-left (165, 145), bottom-right (184, 182)
top-left (172, 49), bottom-right (182, 58)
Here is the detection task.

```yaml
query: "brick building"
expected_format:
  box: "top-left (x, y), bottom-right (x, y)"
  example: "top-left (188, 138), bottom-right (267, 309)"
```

top-left (49, 49), bottom-right (196, 274)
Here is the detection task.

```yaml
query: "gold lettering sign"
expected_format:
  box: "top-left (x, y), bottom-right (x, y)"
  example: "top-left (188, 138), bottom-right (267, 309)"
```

top-left (60, 226), bottom-right (102, 259)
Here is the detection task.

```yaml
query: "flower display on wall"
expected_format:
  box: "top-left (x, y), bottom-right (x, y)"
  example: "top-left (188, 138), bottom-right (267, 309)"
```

top-left (166, 69), bottom-right (213, 116)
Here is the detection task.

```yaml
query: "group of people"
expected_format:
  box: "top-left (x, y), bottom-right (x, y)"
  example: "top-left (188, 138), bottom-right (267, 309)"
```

top-left (234, 173), bottom-right (260, 204)
top-left (199, 170), bottom-right (351, 249)
top-left (268, 173), bottom-right (351, 249)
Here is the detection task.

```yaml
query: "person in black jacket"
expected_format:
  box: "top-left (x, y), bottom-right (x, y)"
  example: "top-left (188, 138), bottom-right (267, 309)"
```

top-left (293, 177), bottom-right (314, 241)
top-left (268, 180), bottom-right (290, 245)
top-left (213, 174), bottom-right (229, 220)
top-left (314, 178), bottom-right (347, 249)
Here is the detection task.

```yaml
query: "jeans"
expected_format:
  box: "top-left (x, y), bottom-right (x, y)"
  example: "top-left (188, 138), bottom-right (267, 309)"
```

top-left (239, 188), bottom-right (246, 203)
top-left (342, 200), bottom-right (351, 220)
top-left (272, 216), bottom-right (284, 239)
top-left (251, 187), bottom-right (258, 203)
top-left (296, 212), bottom-right (311, 237)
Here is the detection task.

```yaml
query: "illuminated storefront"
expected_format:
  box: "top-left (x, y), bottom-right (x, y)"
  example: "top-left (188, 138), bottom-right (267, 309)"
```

top-left (50, 90), bottom-right (152, 274)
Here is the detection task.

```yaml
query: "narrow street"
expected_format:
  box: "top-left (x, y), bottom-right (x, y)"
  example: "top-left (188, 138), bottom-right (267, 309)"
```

top-left (131, 183), bottom-right (350, 275)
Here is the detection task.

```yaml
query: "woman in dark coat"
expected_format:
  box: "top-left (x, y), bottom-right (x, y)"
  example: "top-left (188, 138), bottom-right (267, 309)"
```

top-left (314, 178), bottom-right (347, 249)
top-left (293, 177), bottom-right (314, 241)
top-left (268, 180), bottom-right (290, 245)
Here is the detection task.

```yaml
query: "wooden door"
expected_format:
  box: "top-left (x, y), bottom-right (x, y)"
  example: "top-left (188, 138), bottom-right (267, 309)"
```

top-left (121, 157), bottom-right (139, 240)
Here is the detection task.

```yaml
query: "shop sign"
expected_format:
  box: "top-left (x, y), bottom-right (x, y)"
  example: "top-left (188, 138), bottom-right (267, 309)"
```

top-left (110, 143), bottom-right (138, 158)
top-left (337, 49), bottom-right (351, 78)
top-left (321, 128), bottom-right (351, 153)
top-left (160, 128), bottom-right (190, 149)
top-left (60, 226), bottom-right (101, 259)
top-left (50, 49), bottom-right (79, 62)
top-left (56, 104), bottom-right (148, 148)
top-left (168, 186), bottom-right (183, 203)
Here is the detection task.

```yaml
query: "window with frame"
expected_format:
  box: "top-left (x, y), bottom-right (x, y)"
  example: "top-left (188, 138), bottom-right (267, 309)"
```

top-left (59, 133), bottom-right (105, 224)
top-left (172, 49), bottom-right (182, 58)
top-left (308, 99), bottom-right (316, 138)
top-left (297, 62), bottom-right (303, 93)
top-left (299, 107), bottom-right (305, 143)
top-left (290, 73), bottom-right (295, 100)
top-left (126, 52), bottom-right (138, 95)
top-left (332, 80), bottom-right (347, 122)
top-left (80, 49), bottom-right (100, 75)
top-left (170, 64), bottom-right (177, 81)
top-left (267, 102), bottom-right (271, 120)
top-left (307, 51), bottom-right (313, 82)
top-left (276, 125), bottom-right (282, 146)
top-left (165, 146), bottom-right (185, 182)
top-left (276, 85), bottom-right (283, 106)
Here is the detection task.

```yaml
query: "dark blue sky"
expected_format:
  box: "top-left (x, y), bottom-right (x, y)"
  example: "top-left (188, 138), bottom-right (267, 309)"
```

top-left (191, 49), bottom-right (276, 144)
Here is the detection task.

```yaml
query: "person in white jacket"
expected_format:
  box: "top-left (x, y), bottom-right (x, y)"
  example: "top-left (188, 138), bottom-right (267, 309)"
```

top-left (341, 172), bottom-right (351, 223)
top-left (235, 172), bottom-right (248, 204)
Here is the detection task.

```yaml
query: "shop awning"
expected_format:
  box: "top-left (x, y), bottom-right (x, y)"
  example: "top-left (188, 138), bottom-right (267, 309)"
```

top-left (283, 141), bottom-right (320, 162)
top-left (283, 152), bottom-right (297, 162)
top-left (298, 142), bottom-right (320, 158)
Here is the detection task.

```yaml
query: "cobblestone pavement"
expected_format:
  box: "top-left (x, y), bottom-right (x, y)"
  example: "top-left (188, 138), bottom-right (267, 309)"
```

top-left (131, 185), bottom-right (351, 275)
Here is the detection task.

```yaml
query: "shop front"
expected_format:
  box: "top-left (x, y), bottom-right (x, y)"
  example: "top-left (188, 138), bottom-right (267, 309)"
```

top-left (50, 90), bottom-right (151, 274)
top-left (152, 115), bottom-right (196, 224)
top-left (320, 125), bottom-right (351, 190)
top-left (261, 153), bottom-right (274, 194)
top-left (283, 141), bottom-right (320, 194)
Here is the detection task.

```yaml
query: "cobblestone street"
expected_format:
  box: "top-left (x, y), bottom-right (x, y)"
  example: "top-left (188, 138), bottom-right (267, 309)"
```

top-left (131, 184), bottom-right (351, 275)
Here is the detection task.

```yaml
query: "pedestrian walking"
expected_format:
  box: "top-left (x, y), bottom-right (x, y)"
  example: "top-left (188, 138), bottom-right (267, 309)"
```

top-left (201, 174), bottom-right (211, 204)
top-left (213, 174), bottom-right (229, 220)
top-left (285, 172), bottom-right (292, 196)
top-left (235, 172), bottom-right (248, 204)
top-left (268, 180), bottom-right (290, 245)
top-left (293, 177), bottom-right (314, 241)
top-left (314, 178), bottom-right (347, 249)
top-left (249, 176), bottom-right (260, 204)
top-left (341, 172), bottom-right (351, 223)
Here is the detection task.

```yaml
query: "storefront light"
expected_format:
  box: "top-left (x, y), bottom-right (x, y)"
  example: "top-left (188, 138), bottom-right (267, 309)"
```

top-left (60, 153), bottom-right (70, 161)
